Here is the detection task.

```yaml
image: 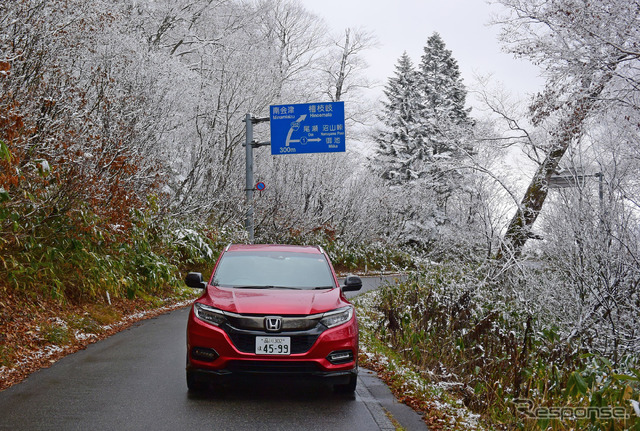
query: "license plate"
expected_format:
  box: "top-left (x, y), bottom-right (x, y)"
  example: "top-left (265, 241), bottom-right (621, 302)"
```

top-left (255, 336), bottom-right (291, 355)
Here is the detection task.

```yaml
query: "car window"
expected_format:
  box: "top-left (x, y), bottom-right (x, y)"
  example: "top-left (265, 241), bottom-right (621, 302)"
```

top-left (212, 251), bottom-right (336, 290)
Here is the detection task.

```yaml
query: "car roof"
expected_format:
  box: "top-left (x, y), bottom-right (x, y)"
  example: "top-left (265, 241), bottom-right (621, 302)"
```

top-left (225, 244), bottom-right (323, 254)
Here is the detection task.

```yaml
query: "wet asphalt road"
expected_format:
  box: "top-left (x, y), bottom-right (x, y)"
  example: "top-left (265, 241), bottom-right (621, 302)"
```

top-left (0, 275), bottom-right (425, 431)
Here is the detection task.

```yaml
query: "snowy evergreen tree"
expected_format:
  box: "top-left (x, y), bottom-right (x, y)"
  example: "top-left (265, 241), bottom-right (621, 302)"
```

top-left (373, 52), bottom-right (421, 185)
top-left (417, 32), bottom-right (473, 159)
top-left (372, 35), bottom-right (475, 248)
top-left (414, 33), bottom-right (474, 207)
top-left (373, 34), bottom-right (472, 189)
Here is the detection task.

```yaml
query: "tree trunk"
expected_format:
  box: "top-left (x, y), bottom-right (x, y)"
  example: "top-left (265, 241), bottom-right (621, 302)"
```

top-left (496, 81), bottom-right (608, 260)
top-left (334, 29), bottom-right (350, 102)
top-left (496, 142), bottom-right (568, 260)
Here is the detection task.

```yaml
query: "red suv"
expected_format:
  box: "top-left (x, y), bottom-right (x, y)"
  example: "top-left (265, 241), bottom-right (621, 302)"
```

top-left (184, 244), bottom-right (362, 393)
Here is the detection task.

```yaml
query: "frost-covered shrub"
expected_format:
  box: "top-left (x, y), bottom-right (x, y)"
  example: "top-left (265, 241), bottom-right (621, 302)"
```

top-left (371, 262), bottom-right (640, 427)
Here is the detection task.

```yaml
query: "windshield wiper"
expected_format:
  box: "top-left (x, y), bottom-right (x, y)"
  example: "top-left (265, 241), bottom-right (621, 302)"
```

top-left (313, 286), bottom-right (335, 290)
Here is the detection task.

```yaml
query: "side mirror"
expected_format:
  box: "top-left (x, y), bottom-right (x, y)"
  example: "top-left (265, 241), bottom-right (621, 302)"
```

top-left (185, 272), bottom-right (207, 289)
top-left (342, 275), bottom-right (362, 292)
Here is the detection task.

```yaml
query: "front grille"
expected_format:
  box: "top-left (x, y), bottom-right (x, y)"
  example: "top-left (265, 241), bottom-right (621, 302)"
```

top-left (226, 360), bottom-right (320, 374)
top-left (219, 312), bottom-right (327, 354)
top-left (225, 314), bottom-right (322, 331)
top-left (227, 331), bottom-right (320, 354)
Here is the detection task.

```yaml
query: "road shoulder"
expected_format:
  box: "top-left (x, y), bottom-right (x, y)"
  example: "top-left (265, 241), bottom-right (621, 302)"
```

top-left (358, 367), bottom-right (429, 431)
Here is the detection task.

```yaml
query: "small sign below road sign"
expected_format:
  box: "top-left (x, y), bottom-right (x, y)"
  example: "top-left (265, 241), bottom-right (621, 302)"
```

top-left (269, 102), bottom-right (345, 155)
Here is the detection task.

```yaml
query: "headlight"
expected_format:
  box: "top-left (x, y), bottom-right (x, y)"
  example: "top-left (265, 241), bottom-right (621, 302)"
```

top-left (320, 306), bottom-right (354, 328)
top-left (194, 302), bottom-right (227, 326)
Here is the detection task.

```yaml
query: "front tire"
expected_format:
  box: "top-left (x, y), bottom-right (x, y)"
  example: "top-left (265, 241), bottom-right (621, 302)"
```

top-left (333, 374), bottom-right (357, 394)
top-left (186, 370), bottom-right (207, 392)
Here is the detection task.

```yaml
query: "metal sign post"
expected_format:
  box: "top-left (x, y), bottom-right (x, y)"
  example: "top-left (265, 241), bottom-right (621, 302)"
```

top-left (243, 113), bottom-right (270, 244)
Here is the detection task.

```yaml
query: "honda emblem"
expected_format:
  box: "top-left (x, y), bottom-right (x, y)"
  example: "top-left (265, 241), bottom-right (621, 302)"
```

top-left (264, 316), bottom-right (282, 332)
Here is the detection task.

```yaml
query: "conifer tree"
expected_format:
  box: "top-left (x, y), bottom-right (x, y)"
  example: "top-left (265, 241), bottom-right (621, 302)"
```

top-left (373, 35), bottom-right (472, 188)
top-left (373, 52), bottom-right (421, 185)
top-left (417, 32), bottom-right (472, 159)
top-left (414, 32), bottom-right (474, 202)
top-left (372, 34), bottom-right (474, 246)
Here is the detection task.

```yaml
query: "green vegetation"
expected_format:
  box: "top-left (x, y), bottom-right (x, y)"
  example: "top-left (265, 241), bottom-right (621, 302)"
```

top-left (0, 159), bottom-right (234, 303)
top-left (40, 321), bottom-right (73, 346)
top-left (0, 345), bottom-right (16, 368)
top-left (0, 208), bottom-right (224, 303)
top-left (354, 265), bottom-right (640, 431)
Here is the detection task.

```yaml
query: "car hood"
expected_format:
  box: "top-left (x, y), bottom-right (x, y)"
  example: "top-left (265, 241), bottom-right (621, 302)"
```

top-left (202, 286), bottom-right (346, 315)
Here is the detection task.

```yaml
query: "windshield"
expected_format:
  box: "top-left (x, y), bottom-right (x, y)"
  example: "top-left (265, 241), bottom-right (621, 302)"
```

top-left (212, 251), bottom-right (336, 290)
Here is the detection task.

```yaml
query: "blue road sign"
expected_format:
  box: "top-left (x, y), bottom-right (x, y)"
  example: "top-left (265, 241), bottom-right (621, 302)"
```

top-left (269, 102), bottom-right (345, 155)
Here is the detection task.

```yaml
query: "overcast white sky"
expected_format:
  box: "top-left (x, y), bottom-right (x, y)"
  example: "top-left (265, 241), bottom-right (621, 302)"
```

top-left (299, 0), bottom-right (544, 104)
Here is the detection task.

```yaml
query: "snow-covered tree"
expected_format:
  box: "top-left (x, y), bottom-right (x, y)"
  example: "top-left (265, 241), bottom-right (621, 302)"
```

top-left (373, 52), bottom-right (421, 184)
top-left (316, 27), bottom-right (379, 133)
top-left (494, 0), bottom-right (640, 259)
top-left (415, 33), bottom-right (475, 207)
top-left (0, 0), bottom-right (169, 232)
top-left (374, 34), bottom-right (473, 188)
top-left (484, 0), bottom-right (640, 361)
top-left (320, 28), bottom-right (377, 103)
top-left (371, 35), bottom-right (475, 248)
top-left (417, 33), bottom-right (473, 158)
top-left (255, 0), bottom-right (327, 100)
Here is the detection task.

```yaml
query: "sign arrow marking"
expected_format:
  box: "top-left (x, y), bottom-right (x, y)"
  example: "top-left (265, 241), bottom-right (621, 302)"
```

top-left (285, 115), bottom-right (307, 147)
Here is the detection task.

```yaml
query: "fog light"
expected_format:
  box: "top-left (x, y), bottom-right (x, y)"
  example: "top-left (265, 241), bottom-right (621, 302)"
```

top-left (327, 350), bottom-right (353, 364)
top-left (192, 347), bottom-right (219, 362)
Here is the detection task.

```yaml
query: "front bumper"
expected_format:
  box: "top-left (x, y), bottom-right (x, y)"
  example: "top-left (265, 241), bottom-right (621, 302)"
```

top-left (186, 361), bottom-right (357, 386)
top-left (186, 307), bottom-right (359, 383)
